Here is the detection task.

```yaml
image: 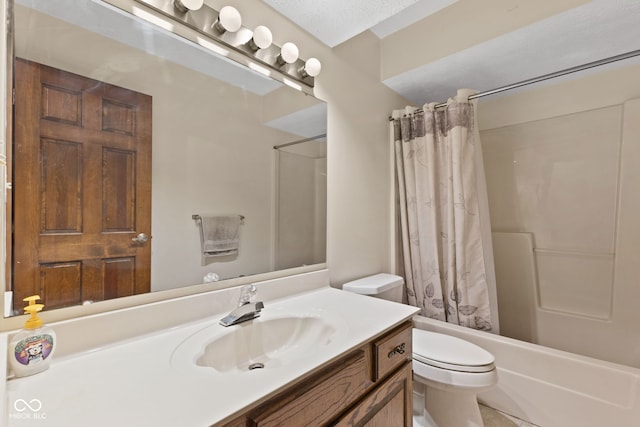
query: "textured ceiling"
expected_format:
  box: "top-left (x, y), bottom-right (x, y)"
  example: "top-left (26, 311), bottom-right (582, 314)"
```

top-left (264, 0), bottom-right (640, 105)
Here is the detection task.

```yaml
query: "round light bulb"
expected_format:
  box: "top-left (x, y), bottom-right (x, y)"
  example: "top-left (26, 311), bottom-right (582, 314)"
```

top-left (278, 42), bottom-right (299, 65)
top-left (173, 0), bottom-right (204, 12)
top-left (251, 26), bottom-right (273, 50)
top-left (302, 57), bottom-right (322, 77)
top-left (213, 6), bottom-right (242, 33)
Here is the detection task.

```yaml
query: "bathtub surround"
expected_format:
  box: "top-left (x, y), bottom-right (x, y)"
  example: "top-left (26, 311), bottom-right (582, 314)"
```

top-left (391, 89), bottom-right (496, 332)
top-left (479, 62), bottom-right (640, 368)
top-left (385, 45), bottom-right (640, 425)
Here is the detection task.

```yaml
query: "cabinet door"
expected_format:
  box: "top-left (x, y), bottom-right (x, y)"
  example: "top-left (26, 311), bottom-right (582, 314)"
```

top-left (250, 350), bottom-right (372, 427)
top-left (219, 417), bottom-right (247, 427)
top-left (334, 361), bottom-right (412, 427)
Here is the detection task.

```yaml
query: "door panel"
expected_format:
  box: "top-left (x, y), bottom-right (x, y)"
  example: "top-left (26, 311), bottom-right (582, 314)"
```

top-left (13, 58), bottom-right (152, 312)
top-left (39, 262), bottom-right (82, 308)
top-left (103, 257), bottom-right (137, 299)
top-left (40, 138), bottom-right (82, 233)
top-left (102, 147), bottom-right (136, 231)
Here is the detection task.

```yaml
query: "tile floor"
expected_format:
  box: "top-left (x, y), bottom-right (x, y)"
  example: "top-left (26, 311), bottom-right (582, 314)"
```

top-left (480, 404), bottom-right (540, 427)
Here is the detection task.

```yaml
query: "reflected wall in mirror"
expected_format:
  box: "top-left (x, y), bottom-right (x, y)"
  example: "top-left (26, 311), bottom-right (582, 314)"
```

top-left (275, 136), bottom-right (327, 271)
top-left (6, 0), bottom-right (327, 315)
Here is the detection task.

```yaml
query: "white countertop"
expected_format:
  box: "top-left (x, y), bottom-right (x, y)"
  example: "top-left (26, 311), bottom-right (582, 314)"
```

top-left (5, 287), bottom-right (418, 426)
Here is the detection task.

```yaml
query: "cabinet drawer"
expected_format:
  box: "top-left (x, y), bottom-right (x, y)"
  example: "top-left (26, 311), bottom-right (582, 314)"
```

top-left (373, 322), bottom-right (412, 381)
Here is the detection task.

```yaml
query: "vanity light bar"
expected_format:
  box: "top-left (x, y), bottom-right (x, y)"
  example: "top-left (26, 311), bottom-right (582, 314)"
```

top-left (129, 0), bottom-right (318, 88)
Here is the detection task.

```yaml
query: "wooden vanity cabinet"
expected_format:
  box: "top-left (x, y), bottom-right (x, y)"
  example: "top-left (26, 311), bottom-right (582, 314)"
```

top-left (220, 321), bottom-right (413, 427)
top-left (334, 362), bottom-right (412, 427)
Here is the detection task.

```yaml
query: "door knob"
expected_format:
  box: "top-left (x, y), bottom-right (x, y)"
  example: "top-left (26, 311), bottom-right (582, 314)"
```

top-left (132, 233), bottom-right (149, 243)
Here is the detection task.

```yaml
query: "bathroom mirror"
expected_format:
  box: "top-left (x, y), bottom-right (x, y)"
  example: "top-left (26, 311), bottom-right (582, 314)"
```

top-left (3, 0), bottom-right (327, 316)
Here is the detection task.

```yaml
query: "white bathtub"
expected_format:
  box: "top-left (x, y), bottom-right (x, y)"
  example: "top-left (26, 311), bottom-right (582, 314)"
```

top-left (413, 315), bottom-right (640, 427)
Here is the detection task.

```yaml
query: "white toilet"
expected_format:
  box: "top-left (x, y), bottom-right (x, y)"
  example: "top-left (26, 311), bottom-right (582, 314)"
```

top-left (342, 273), bottom-right (497, 427)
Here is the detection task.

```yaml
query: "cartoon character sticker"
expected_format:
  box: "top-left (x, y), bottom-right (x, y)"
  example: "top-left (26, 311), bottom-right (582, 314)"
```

top-left (14, 335), bottom-right (54, 366)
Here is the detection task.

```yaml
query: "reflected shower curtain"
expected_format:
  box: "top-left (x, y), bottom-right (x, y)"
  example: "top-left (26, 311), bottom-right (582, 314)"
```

top-left (391, 89), bottom-right (495, 331)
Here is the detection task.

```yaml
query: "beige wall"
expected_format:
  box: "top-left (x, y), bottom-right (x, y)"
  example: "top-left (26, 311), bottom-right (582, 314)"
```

top-left (479, 62), bottom-right (640, 367)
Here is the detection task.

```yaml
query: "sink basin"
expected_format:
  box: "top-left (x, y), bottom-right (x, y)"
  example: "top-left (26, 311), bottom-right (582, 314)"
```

top-left (171, 308), bottom-right (347, 373)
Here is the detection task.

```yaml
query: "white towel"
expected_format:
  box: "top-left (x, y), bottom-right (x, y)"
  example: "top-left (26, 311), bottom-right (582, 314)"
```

top-left (199, 215), bottom-right (242, 258)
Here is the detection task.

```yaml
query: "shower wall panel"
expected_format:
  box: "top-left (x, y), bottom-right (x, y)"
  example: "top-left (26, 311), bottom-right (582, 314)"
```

top-left (480, 96), bottom-right (640, 367)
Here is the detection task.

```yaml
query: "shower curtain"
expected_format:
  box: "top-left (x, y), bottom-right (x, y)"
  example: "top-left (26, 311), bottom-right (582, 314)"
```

top-left (391, 89), bottom-right (495, 331)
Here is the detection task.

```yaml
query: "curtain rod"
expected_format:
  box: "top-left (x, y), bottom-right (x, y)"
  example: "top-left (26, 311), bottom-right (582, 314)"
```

top-left (273, 133), bottom-right (327, 150)
top-left (389, 48), bottom-right (640, 120)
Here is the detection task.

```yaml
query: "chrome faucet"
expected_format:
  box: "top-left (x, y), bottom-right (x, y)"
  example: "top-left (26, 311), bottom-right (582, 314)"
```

top-left (237, 284), bottom-right (257, 307)
top-left (219, 285), bottom-right (264, 327)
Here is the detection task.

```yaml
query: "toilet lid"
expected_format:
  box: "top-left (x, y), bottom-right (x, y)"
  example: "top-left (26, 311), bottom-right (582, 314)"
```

top-left (412, 329), bottom-right (495, 373)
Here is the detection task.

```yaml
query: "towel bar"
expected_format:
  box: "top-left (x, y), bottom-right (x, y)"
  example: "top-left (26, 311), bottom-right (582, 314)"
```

top-left (192, 214), bottom-right (245, 221)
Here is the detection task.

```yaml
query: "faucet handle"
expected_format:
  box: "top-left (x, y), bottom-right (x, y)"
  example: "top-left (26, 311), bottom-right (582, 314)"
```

top-left (238, 284), bottom-right (257, 306)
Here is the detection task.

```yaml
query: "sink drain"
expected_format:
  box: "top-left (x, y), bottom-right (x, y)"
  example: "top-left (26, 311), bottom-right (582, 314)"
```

top-left (248, 362), bottom-right (265, 370)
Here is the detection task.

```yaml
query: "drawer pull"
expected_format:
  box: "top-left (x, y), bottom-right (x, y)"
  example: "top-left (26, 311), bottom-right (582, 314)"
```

top-left (387, 342), bottom-right (406, 358)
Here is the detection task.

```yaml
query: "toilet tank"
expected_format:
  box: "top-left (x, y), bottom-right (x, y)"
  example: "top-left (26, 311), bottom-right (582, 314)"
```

top-left (342, 273), bottom-right (404, 303)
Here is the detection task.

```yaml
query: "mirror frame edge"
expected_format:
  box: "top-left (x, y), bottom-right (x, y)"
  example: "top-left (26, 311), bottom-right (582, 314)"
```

top-left (0, 0), bottom-right (328, 332)
top-left (1, 0), bottom-right (11, 328)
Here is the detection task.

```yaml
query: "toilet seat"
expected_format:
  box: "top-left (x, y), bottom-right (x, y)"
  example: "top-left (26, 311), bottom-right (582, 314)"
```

top-left (412, 329), bottom-right (495, 373)
top-left (413, 358), bottom-right (498, 390)
top-left (412, 329), bottom-right (498, 390)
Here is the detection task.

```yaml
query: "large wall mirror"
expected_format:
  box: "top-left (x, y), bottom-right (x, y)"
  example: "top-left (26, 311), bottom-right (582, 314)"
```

top-left (3, 0), bottom-right (327, 318)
